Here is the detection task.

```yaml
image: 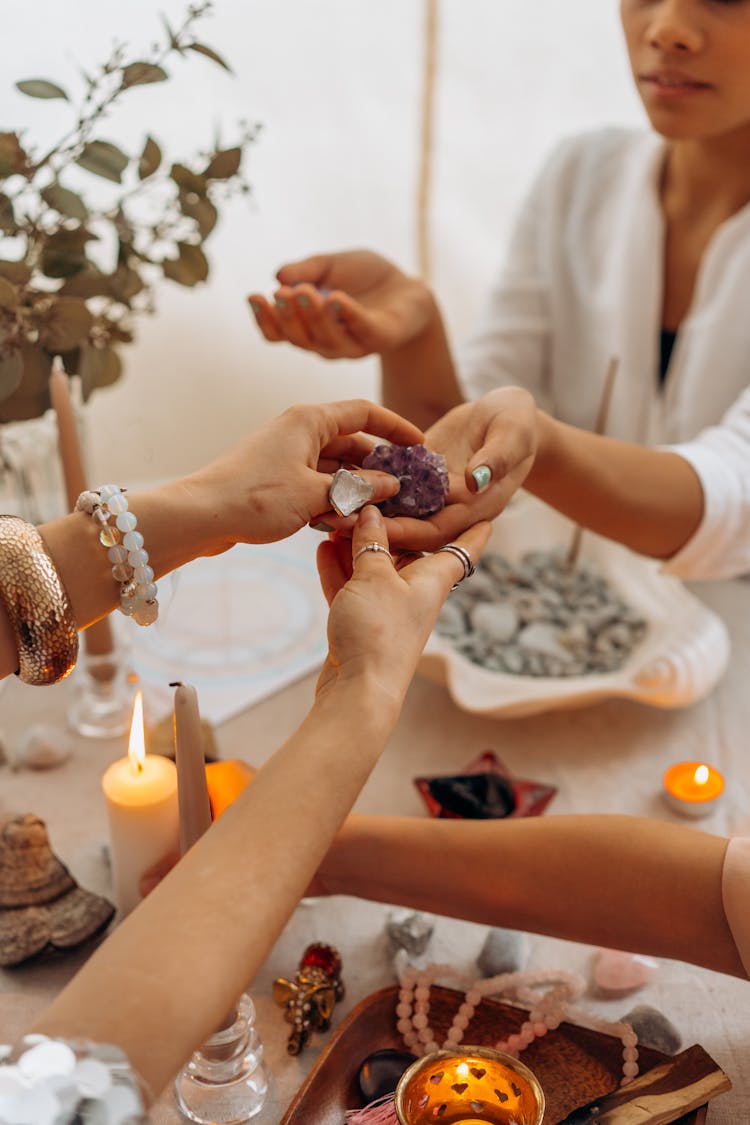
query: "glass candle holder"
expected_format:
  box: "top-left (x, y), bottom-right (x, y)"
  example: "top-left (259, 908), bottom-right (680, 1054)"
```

top-left (174, 992), bottom-right (269, 1124)
top-left (394, 1046), bottom-right (544, 1125)
top-left (67, 633), bottom-right (135, 739)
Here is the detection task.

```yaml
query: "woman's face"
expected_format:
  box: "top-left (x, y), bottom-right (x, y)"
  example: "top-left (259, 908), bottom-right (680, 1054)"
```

top-left (620, 0), bottom-right (750, 141)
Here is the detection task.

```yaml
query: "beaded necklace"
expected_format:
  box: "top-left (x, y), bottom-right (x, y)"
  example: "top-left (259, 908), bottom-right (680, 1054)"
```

top-left (395, 963), bottom-right (639, 1083)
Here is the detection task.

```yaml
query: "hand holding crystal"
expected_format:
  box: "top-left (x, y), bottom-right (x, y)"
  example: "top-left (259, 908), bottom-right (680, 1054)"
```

top-left (368, 387), bottom-right (539, 552)
top-left (187, 398), bottom-right (422, 551)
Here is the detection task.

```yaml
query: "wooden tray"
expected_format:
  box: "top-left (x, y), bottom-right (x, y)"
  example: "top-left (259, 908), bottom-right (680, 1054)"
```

top-left (280, 985), bottom-right (708, 1124)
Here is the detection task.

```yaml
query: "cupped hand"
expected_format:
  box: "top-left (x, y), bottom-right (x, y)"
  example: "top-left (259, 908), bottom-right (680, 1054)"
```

top-left (316, 388), bottom-right (538, 551)
top-left (248, 250), bottom-right (435, 359)
top-left (315, 504), bottom-right (491, 709)
top-left (190, 398), bottom-right (423, 551)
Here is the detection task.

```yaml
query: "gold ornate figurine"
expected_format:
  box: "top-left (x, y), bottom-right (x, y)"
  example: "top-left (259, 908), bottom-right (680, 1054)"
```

top-left (273, 942), bottom-right (345, 1055)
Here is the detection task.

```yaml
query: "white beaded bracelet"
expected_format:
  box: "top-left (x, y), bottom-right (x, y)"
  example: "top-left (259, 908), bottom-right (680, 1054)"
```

top-left (76, 485), bottom-right (159, 627)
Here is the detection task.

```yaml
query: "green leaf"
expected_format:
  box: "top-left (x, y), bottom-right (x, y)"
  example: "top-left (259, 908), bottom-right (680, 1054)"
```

top-left (79, 343), bottom-right (122, 401)
top-left (59, 269), bottom-right (113, 299)
top-left (0, 350), bottom-right (23, 402)
top-left (40, 228), bottom-right (97, 279)
top-left (41, 182), bottom-right (89, 222)
top-left (0, 132), bottom-right (28, 178)
top-left (76, 140), bottom-right (129, 184)
top-left (0, 260), bottom-right (31, 285)
top-left (0, 278), bottom-right (19, 311)
top-left (109, 266), bottom-right (144, 304)
top-left (204, 146), bottom-right (241, 181)
top-left (138, 135), bottom-right (162, 180)
top-left (39, 297), bottom-right (94, 352)
top-left (179, 191), bottom-right (217, 238)
top-left (162, 242), bottom-right (209, 287)
top-left (187, 42), bottom-right (233, 73)
top-left (0, 193), bottom-right (16, 234)
top-left (170, 163), bottom-right (208, 197)
top-left (15, 78), bottom-right (69, 100)
top-left (0, 345), bottom-right (51, 421)
top-left (121, 62), bottom-right (169, 88)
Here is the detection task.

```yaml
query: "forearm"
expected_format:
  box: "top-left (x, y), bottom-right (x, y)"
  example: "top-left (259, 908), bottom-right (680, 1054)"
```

top-left (320, 814), bottom-right (744, 978)
top-left (525, 413), bottom-right (704, 559)
top-left (381, 295), bottom-right (465, 430)
top-left (31, 682), bottom-right (400, 1097)
top-left (0, 472), bottom-right (228, 680)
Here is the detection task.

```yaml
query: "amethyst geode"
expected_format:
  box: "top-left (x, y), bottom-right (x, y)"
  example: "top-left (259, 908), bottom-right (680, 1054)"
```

top-left (362, 443), bottom-right (449, 518)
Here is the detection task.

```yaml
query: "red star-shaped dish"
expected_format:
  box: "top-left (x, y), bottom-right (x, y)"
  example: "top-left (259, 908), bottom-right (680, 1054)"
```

top-left (414, 750), bottom-right (557, 820)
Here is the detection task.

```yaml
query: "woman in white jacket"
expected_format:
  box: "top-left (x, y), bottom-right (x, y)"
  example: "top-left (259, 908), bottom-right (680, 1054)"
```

top-left (249, 0), bottom-right (750, 581)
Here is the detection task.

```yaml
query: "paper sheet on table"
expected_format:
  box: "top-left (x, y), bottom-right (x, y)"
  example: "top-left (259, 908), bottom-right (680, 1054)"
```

top-left (128, 527), bottom-right (328, 724)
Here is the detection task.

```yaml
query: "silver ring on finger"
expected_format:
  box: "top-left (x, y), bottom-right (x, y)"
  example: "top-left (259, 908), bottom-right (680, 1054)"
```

top-left (436, 542), bottom-right (475, 590)
top-left (352, 542), bottom-right (394, 566)
top-left (328, 467), bottom-right (375, 518)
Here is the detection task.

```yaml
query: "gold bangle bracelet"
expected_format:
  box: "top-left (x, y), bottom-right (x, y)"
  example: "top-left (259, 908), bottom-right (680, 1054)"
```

top-left (0, 516), bottom-right (78, 685)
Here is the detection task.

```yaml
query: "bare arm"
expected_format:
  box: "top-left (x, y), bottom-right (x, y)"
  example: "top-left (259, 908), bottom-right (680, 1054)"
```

top-left (526, 412), bottom-right (704, 559)
top-left (28, 509), bottom-right (492, 1098)
top-left (0, 399), bottom-right (423, 679)
top-left (317, 814), bottom-right (744, 978)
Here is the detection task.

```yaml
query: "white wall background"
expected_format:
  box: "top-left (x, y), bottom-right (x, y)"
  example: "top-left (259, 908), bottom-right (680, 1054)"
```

top-left (3, 0), bottom-right (646, 482)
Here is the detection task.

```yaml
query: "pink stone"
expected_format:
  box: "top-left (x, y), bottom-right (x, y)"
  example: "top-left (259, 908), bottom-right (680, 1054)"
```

top-left (593, 949), bottom-right (658, 994)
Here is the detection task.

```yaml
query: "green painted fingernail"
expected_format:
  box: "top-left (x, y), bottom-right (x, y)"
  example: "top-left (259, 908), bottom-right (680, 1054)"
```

top-left (275, 296), bottom-right (288, 309)
top-left (311, 522), bottom-right (334, 532)
top-left (297, 294), bottom-right (311, 308)
top-left (472, 465), bottom-right (492, 492)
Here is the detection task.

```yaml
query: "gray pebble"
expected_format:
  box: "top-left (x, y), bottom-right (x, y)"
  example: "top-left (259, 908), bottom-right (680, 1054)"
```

top-left (470, 603), bottom-right (519, 644)
top-left (621, 1004), bottom-right (683, 1055)
top-left (386, 909), bottom-right (434, 957)
top-left (476, 928), bottom-right (528, 976)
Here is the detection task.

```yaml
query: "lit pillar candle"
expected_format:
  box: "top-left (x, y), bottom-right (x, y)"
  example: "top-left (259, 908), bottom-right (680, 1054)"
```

top-left (662, 761), bottom-right (725, 819)
top-left (102, 690), bottom-right (179, 915)
top-left (173, 682), bottom-right (212, 854)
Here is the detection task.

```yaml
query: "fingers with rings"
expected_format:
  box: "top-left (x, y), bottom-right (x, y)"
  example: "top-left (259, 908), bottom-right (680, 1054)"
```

top-left (436, 542), bottom-right (476, 590)
top-left (352, 542), bottom-right (394, 566)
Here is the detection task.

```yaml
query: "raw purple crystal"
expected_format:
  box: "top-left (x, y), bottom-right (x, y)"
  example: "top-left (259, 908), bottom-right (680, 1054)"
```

top-left (362, 443), bottom-right (449, 518)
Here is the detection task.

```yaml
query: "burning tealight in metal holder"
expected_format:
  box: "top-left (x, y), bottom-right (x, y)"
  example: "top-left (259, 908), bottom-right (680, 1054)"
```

top-left (394, 1046), bottom-right (545, 1125)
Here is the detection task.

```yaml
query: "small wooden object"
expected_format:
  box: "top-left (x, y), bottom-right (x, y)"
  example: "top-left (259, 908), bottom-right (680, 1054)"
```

top-left (557, 1044), bottom-right (730, 1123)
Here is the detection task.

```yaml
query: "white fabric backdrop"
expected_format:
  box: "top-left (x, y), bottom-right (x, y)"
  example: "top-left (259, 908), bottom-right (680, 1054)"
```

top-left (3, 0), bottom-right (644, 481)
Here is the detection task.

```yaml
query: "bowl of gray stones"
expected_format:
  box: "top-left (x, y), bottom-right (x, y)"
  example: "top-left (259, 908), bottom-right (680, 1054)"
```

top-left (421, 494), bottom-right (730, 717)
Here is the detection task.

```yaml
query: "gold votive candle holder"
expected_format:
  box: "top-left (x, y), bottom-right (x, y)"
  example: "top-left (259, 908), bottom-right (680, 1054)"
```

top-left (394, 1046), bottom-right (545, 1125)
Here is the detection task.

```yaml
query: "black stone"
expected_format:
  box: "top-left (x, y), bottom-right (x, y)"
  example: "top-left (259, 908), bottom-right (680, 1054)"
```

top-left (428, 772), bottom-right (516, 819)
top-left (357, 1048), bottom-right (418, 1104)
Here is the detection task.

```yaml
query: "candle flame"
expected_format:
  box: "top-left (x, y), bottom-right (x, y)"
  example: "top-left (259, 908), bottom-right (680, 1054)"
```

top-left (694, 764), bottom-right (710, 787)
top-left (128, 690), bottom-right (145, 774)
top-left (456, 1062), bottom-right (469, 1078)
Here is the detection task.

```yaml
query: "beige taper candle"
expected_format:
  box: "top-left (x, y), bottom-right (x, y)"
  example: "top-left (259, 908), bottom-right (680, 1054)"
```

top-left (173, 681), bottom-right (213, 854)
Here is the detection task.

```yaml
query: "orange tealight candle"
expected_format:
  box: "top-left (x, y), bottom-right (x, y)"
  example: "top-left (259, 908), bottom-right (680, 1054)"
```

top-left (663, 761), bottom-right (725, 819)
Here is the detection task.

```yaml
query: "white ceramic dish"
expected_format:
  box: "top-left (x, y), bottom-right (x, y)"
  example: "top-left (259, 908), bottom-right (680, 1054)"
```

top-left (419, 496), bottom-right (730, 718)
